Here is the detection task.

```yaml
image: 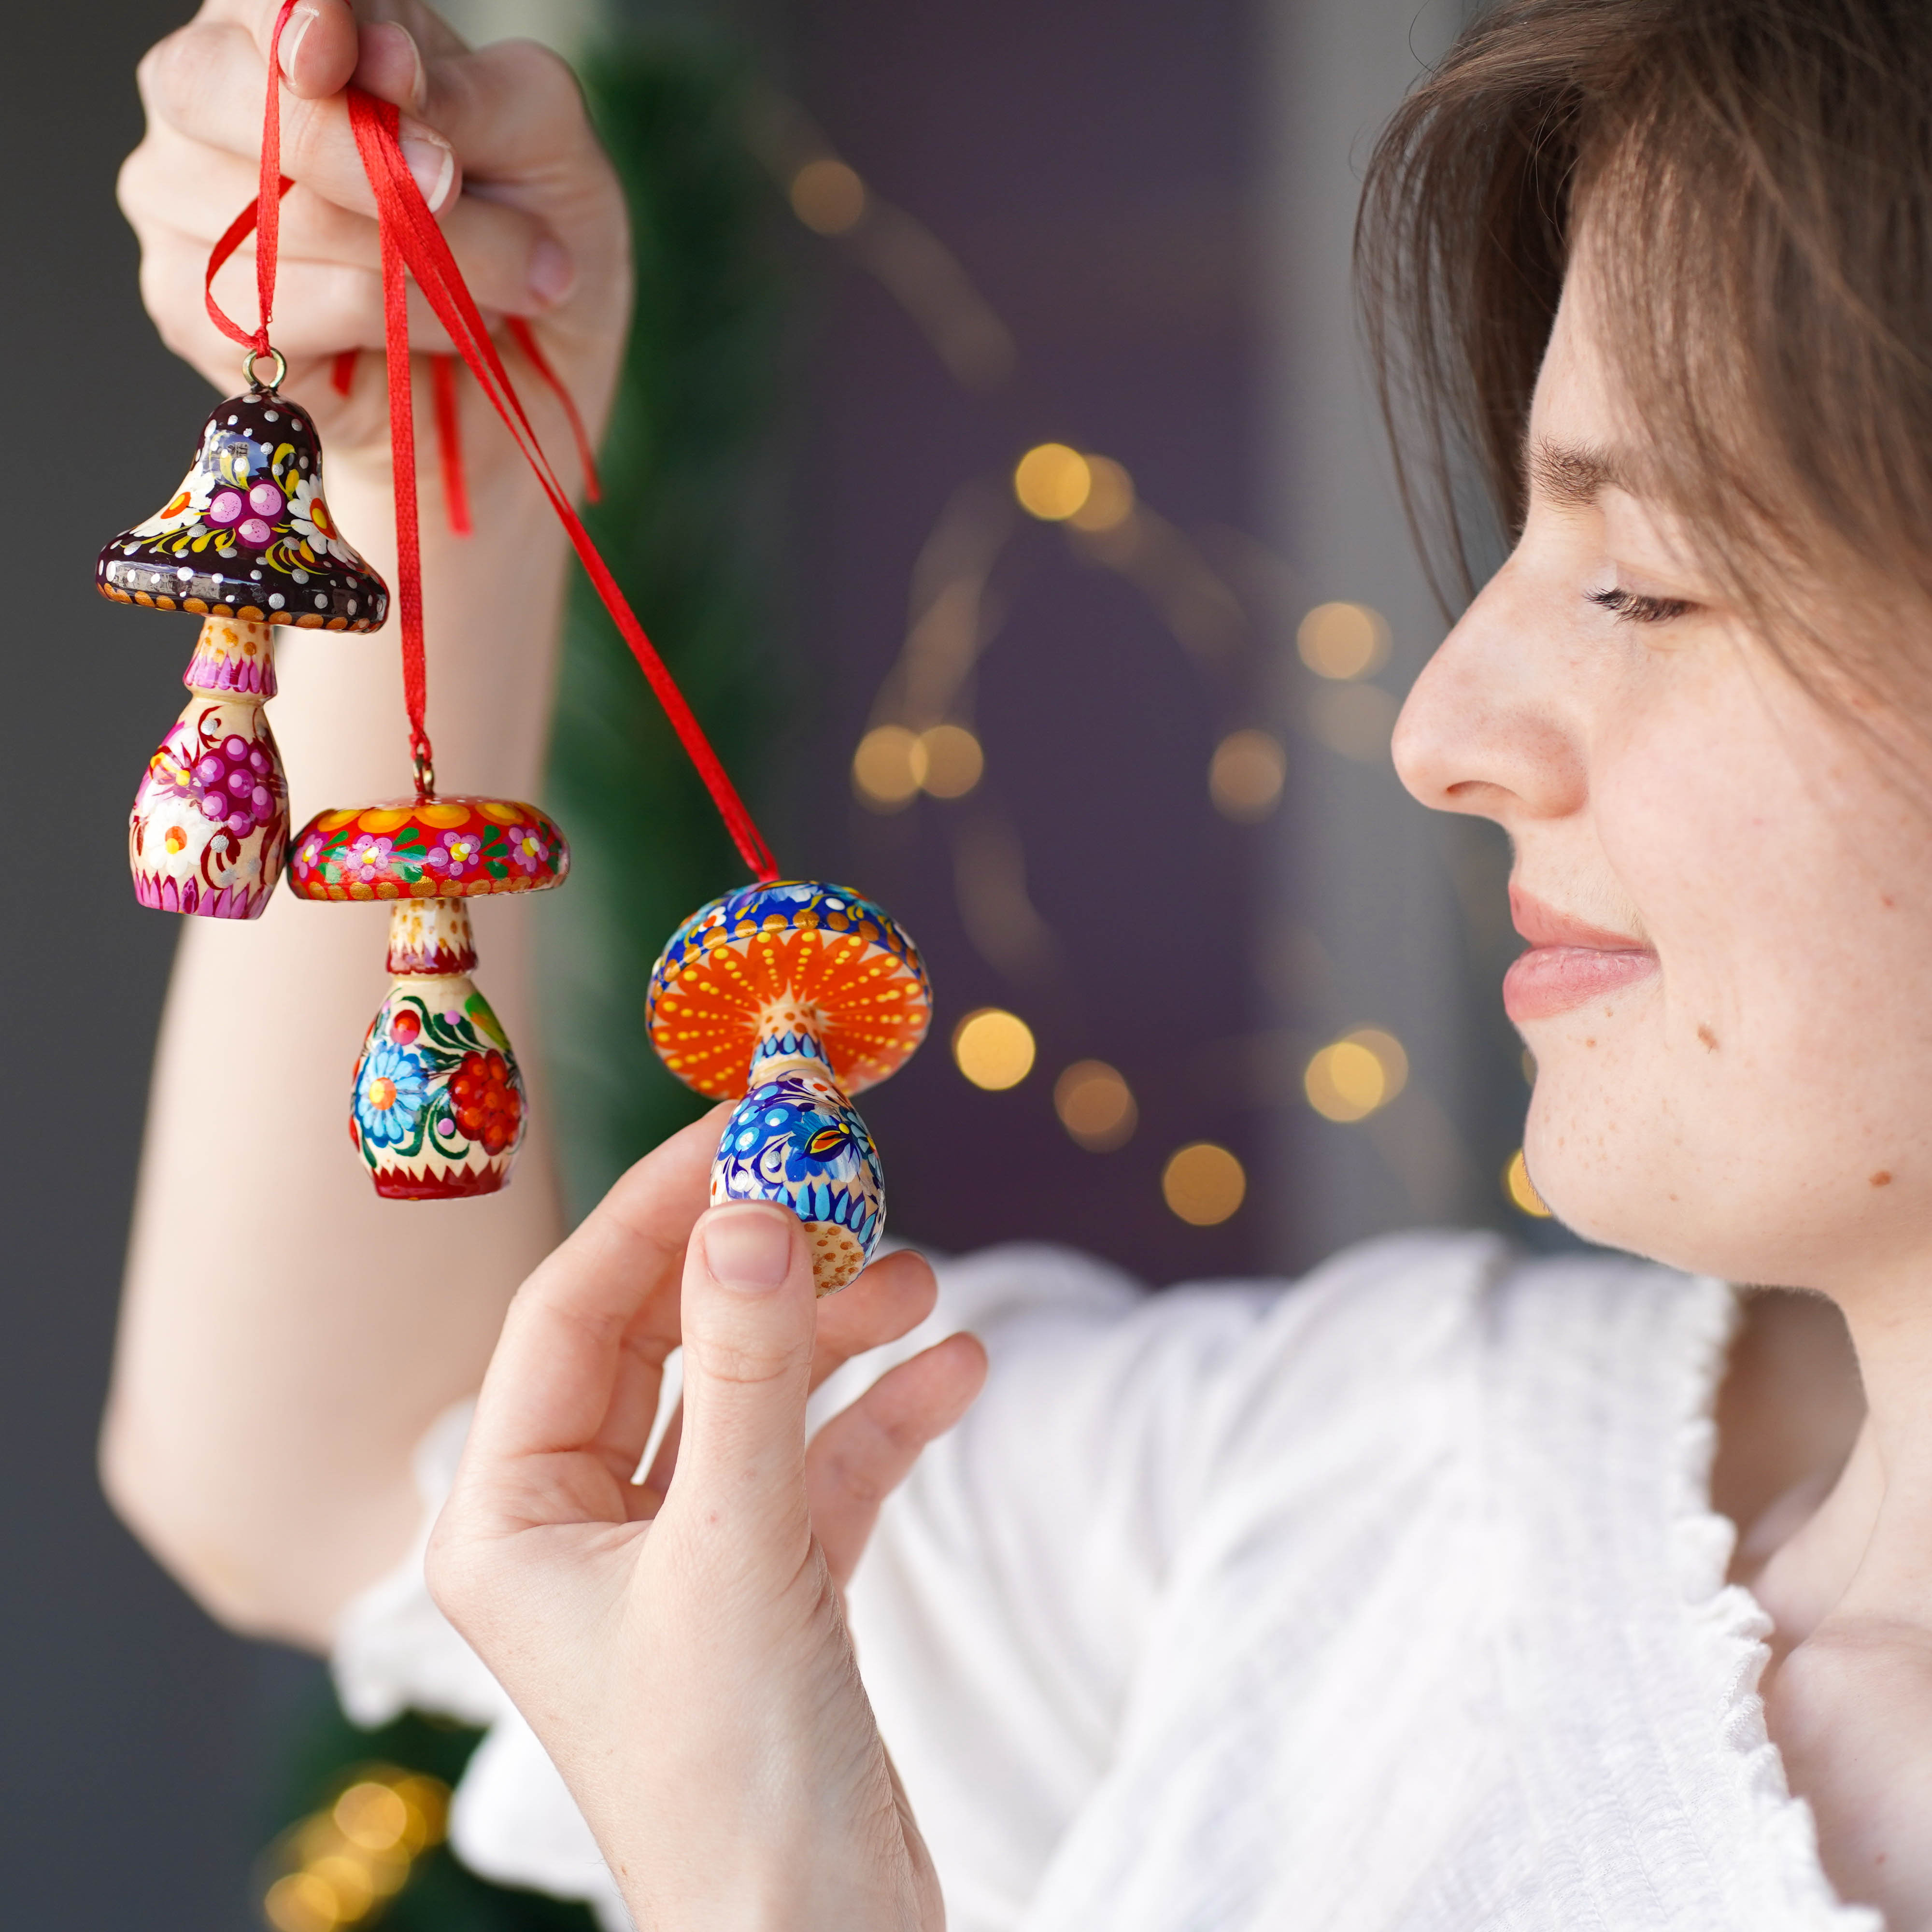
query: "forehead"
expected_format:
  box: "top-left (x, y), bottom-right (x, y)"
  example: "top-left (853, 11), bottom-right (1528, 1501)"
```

top-left (1527, 273), bottom-right (1654, 511)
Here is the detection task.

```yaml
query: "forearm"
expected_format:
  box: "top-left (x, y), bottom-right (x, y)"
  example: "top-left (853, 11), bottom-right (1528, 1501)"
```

top-left (103, 459), bottom-right (573, 1646)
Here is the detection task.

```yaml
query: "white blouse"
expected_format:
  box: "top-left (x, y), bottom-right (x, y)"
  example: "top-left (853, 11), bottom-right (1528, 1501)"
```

top-left (334, 1231), bottom-right (1879, 1932)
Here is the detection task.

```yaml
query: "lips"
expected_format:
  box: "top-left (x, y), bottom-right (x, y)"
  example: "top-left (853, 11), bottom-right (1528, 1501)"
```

top-left (1504, 887), bottom-right (1659, 1023)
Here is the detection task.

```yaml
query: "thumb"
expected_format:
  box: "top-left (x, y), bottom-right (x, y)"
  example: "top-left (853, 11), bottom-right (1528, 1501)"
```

top-left (670, 1204), bottom-right (819, 1544)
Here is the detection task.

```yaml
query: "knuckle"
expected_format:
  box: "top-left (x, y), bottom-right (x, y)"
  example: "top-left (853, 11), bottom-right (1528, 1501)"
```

top-left (687, 1329), bottom-right (811, 1390)
top-left (485, 37), bottom-right (582, 111)
top-left (138, 24), bottom-right (225, 119)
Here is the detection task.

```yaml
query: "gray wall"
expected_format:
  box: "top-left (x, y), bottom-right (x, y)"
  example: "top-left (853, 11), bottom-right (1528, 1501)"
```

top-left (0, 2), bottom-right (296, 1925)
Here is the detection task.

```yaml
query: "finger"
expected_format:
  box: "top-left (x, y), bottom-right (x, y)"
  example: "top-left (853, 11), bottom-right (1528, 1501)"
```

top-left (142, 17), bottom-right (461, 219)
top-left (669, 1204), bottom-right (819, 1547)
top-left (806, 1334), bottom-right (988, 1588)
top-left (464, 1111), bottom-right (723, 1475)
top-left (201, 0), bottom-right (361, 99)
top-left (633, 1247), bottom-right (941, 1511)
top-left (632, 1395), bottom-right (682, 1517)
top-left (125, 129), bottom-right (558, 315)
top-left (139, 229), bottom-right (465, 373)
top-left (810, 1247), bottom-right (940, 1393)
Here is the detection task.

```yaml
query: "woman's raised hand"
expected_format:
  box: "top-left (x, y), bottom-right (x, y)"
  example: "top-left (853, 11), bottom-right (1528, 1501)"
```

top-left (427, 1115), bottom-right (987, 1930)
top-left (120, 0), bottom-right (631, 470)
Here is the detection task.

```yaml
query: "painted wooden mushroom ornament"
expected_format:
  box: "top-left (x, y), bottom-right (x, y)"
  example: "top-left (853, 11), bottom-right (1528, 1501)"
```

top-left (288, 797), bottom-right (569, 1199)
top-left (97, 353), bottom-right (389, 919)
top-left (97, 38), bottom-right (930, 1229)
top-left (647, 881), bottom-right (932, 1293)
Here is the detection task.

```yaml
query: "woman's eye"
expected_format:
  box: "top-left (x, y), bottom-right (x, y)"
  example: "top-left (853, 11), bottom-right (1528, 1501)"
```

top-left (1587, 584), bottom-right (1693, 625)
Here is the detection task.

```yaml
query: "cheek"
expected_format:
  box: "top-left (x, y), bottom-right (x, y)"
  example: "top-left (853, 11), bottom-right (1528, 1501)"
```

top-left (1528, 700), bottom-right (1932, 1281)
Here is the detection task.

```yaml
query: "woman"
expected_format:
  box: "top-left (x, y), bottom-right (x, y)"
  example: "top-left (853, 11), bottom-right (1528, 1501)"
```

top-left (104, 0), bottom-right (1932, 1926)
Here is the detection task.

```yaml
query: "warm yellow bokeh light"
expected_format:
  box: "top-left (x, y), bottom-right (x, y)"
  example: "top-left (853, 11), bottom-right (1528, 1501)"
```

top-left (1162, 1142), bottom-right (1247, 1225)
top-left (852, 724), bottom-right (926, 809)
top-left (335, 1782), bottom-right (410, 1854)
top-left (264, 1872), bottom-right (342, 1932)
top-left (1014, 443), bottom-right (1093, 520)
top-left (919, 723), bottom-right (984, 798)
top-left (1304, 1027), bottom-right (1408, 1122)
top-left (789, 158), bottom-right (867, 235)
top-left (1208, 728), bottom-right (1287, 821)
top-left (1505, 1147), bottom-right (1553, 1218)
top-left (1053, 1060), bottom-right (1137, 1151)
top-left (1066, 455), bottom-right (1136, 532)
top-left (1297, 600), bottom-right (1390, 680)
top-left (1308, 681), bottom-right (1400, 763)
top-left (309, 1855), bottom-right (376, 1921)
top-left (392, 1776), bottom-right (450, 1851)
top-left (953, 1008), bottom-right (1037, 1090)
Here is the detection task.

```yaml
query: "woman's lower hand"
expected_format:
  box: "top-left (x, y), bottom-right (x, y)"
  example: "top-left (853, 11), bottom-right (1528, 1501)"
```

top-left (121, 0), bottom-right (630, 474)
top-left (427, 1114), bottom-right (987, 1931)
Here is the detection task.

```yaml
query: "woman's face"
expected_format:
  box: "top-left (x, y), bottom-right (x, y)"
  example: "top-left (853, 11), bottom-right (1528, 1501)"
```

top-left (1393, 265), bottom-right (1932, 1292)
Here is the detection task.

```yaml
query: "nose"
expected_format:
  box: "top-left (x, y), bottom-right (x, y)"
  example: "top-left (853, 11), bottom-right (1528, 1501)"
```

top-left (1391, 559), bottom-right (1587, 827)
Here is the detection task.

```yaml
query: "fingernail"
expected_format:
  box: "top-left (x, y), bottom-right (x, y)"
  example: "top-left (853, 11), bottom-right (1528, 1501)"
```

top-left (279, 4), bottom-right (319, 80)
top-left (401, 135), bottom-right (455, 214)
top-left (528, 236), bottom-right (575, 307)
top-left (387, 24), bottom-right (428, 112)
top-left (703, 1207), bottom-right (793, 1293)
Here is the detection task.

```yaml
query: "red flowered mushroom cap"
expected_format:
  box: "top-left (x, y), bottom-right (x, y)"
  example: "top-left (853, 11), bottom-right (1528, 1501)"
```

top-left (646, 880), bottom-right (930, 1100)
top-left (287, 797), bottom-right (569, 901)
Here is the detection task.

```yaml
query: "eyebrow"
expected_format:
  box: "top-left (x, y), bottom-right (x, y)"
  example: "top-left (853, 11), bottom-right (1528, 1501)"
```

top-left (1526, 437), bottom-right (1634, 508)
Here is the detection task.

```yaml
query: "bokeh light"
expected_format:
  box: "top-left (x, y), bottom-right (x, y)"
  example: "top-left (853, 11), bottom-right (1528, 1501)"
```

top-left (852, 724), bottom-right (926, 809)
top-left (1303, 1027), bottom-right (1408, 1122)
top-left (953, 1008), bottom-right (1037, 1089)
top-left (334, 1782), bottom-right (409, 1854)
top-left (1013, 442), bottom-right (1093, 520)
top-left (918, 723), bottom-right (984, 798)
top-left (1308, 682), bottom-right (1399, 762)
top-left (261, 1766), bottom-right (450, 1932)
top-left (789, 158), bottom-right (867, 235)
top-left (1208, 728), bottom-right (1286, 821)
top-left (1504, 1148), bottom-right (1552, 1217)
top-left (1053, 1060), bottom-right (1137, 1150)
top-left (1296, 600), bottom-right (1389, 680)
top-left (1066, 455), bottom-right (1136, 532)
top-left (1162, 1142), bottom-right (1247, 1224)
top-left (265, 1871), bottom-right (342, 1932)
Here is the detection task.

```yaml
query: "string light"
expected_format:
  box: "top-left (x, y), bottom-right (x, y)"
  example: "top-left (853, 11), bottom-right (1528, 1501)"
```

top-left (788, 157), bottom-right (867, 234)
top-left (1053, 1060), bottom-right (1137, 1150)
top-left (261, 1768), bottom-right (448, 1932)
top-left (917, 723), bottom-right (984, 797)
top-left (1304, 1027), bottom-right (1408, 1122)
top-left (1297, 601), bottom-right (1389, 680)
top-left (1066, 455), bottom-right (1135, 532)
top-left (852, 724), bottom-right (926, 809)
top-left (1162, 1142), bottom-right (1246, 1224)
top-left (1208, 728), bottom-right (1286, 821)
top-left (952, 1008), bottom-right (1037, 1089)
top-left (1013, 443), bottom-right (1093, 521)
top-left (1504, 1148), bottom-right (1552, 1217)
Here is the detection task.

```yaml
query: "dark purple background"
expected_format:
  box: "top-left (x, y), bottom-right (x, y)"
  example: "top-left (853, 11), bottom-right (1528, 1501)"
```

top-left (782, 0), bottom-right (1272, 1282)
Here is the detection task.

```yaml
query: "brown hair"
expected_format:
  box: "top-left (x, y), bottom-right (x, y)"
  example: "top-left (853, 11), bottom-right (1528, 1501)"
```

top-left (1357, 0), bottom-right (1932, 701)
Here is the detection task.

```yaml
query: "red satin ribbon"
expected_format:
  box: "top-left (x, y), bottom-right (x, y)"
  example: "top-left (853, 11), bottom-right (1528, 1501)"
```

top-left (205, 0), bottom-right (300, 355)
top-left (430, 356), bottom-right (472, 538)
top-left (204, 15), bottom-right (778, 877)
top-left (344, 87), bottom-right (776, 877)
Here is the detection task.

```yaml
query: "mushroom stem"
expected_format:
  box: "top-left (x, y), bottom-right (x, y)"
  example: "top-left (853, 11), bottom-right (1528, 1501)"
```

top-left (129, 617), bottom-right (287, 921)
top-left (347, 898), bottom-right (527, 1201)
top-left (713, 1015), bottom-right (886, 1296)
